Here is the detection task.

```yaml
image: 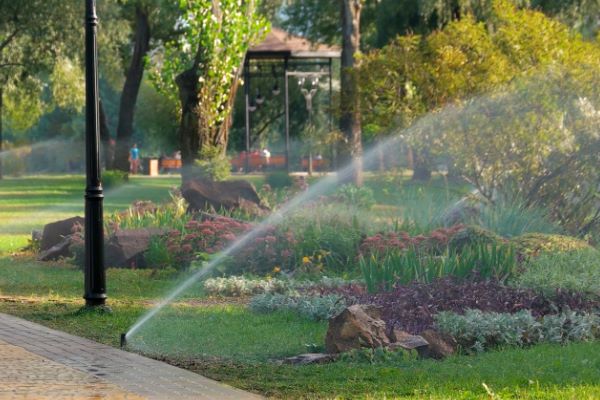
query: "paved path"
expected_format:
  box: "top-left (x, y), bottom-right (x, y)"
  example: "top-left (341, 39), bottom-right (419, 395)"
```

top-left (0, 313), bottom-right (263, 399)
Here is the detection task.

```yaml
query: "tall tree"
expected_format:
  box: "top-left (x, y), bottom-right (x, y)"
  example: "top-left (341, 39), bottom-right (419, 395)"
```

top-left (0, 0), bottom-right (82, 178)
top-left (151, 0), bottom-right (267, 177)
top-left (340, 0), bottom-right (364, 186)
top-left (101, 0), bottom-right (179, 171)
top-left (113, 4), bottom-right (151, 171)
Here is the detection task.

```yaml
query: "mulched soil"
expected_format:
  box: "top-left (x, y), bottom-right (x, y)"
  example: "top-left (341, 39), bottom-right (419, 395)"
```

top-left (315, 278), bottom-right (600, 334)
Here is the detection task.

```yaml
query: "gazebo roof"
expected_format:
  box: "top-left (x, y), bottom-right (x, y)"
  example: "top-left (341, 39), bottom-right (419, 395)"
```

top-left (248, 27), bottom-right (340, 59)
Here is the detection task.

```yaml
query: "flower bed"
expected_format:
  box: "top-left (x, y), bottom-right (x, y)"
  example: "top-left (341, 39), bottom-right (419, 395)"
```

top-left (327, 278), bottom-right (599, 334)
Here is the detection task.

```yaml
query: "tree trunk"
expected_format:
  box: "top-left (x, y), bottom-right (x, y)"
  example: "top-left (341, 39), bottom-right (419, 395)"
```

top-left (340, 0), bottom-right (363, 186)
top-left (176, 67), bottom-right (200, 170)
top-left (412, 148), bottom-right (432, 181)
top-left (99, 100), bottom-right (114, 170)
top-left (114, 6), bottom-right (151, 171)
top-left (0, 87), bottom-right (3, 179)
top-left (377, 138), bottom-right (385, 172)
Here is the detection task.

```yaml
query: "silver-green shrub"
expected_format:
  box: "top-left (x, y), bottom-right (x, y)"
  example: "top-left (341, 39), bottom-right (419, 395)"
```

top-left (203, 276), bottom-right (291, 296)
top-left (435, 309), bottom-right (600, 352)
top-left (203, 275), bottom-right (357, 297)
top-left (249, 293), bottom-right (348, 321)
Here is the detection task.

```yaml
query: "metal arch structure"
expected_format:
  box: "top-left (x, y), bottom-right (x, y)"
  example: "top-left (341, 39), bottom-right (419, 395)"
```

top-left (243, 28), bottom-right (340, 172)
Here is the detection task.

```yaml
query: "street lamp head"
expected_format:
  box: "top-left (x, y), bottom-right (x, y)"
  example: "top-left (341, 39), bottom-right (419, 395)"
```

top-left (272, 83), bottom-right (280, 96)
top-left (255, 90), bottom-right (265, 105)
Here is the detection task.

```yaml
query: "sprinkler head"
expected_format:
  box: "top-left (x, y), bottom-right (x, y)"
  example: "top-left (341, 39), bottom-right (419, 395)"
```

top-left (120, 333), bottom-right (127, 348)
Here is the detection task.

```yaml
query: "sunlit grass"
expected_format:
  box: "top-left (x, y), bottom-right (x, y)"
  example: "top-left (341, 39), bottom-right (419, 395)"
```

top-left (0, 175), bottom-right (181, 252)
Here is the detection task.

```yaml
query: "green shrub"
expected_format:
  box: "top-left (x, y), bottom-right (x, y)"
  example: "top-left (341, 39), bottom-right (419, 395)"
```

top-left (249, 293), bottom-right (348, 321)
top-left (193, 145), bottom-right (230, 181)
top-left (102, 169), bottom-right (129, 190)
top-left (511, 233), bottom-right (592, 258)
top-left (265, 171), bottom-right (293, 189)
top-left (144, 235), bottom-right (173, 269)
top-left (286, 210), bottom-right (364, 273)
top-left (360, 243), bottom-right (517, 293)
top-left (335, 184), bottom-right (376, 209)
top-left (515, 249), bottom-right (600, 296)
top-left (435, 309), bottom-right (600, 353)
top-left (1, 142), bottom-right (28, 176)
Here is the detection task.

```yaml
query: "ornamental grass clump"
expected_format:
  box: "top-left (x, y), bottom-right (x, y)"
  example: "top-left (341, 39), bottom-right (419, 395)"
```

top-left (282, 206), bottom-right (366, 273)
top-left (106, 192), bottom-right (188, 233)
top-left (360, 243), bottom-right (517, 293)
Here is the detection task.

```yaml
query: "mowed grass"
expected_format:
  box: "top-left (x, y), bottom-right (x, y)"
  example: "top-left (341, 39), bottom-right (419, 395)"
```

top-left (0, 257), bottom-right (203, 300)
top-left (0, 174), bottom-right (180, 253)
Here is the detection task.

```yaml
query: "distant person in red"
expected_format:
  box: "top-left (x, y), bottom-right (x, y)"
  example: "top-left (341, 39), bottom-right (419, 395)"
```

top-left (129, 143), bottom-right (140, 174)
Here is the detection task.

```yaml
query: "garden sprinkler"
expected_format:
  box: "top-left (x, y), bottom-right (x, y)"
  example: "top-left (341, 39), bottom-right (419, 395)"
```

top-left (120, 333), bottom-right (127, 348)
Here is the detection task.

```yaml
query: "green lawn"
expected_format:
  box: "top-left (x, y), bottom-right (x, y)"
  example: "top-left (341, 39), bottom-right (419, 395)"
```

top-left (0, 293), bottom-right (598, 399)
top-left (0, 175), bottom-right (598, 399)
top-left (0, 175), bottom-right (180, 254)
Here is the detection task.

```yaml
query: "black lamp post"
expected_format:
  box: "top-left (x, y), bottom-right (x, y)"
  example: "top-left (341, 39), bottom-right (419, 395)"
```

top-left (84, 0), bottom-right (106, 307)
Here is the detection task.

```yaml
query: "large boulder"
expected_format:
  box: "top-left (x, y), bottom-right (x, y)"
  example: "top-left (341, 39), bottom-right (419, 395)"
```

top-left (105, 228), bottom-right (166, 268)
top-left (40, 216), bottom-right (84, 251)
top-left (439, 194), bottom-right (482, 227)
top-left (418, 329), bottom-right (457, 359)
top-left (182, 177), bottom-right (268, 216)
top-left (325, 304), bottom-right (390, 353)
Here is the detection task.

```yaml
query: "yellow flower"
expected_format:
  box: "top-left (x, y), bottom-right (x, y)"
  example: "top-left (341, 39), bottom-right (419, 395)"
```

top-left (273, 266), bottom-right (281, 273)
top-left (302, 256), bottom-right (311, 264)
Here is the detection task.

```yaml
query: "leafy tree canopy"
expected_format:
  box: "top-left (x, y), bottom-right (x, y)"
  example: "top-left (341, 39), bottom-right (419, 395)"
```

top-left (359, 0), bottom-right (600, 234)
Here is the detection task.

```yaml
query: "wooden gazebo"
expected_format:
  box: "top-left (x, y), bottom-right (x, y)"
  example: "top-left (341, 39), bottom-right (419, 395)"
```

top-left (243, 28), bottom-right (341, 171)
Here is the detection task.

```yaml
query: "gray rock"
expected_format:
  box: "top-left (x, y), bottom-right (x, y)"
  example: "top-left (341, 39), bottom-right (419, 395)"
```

top-left (388, 329), bottom-right (429, 351)
top-left (38, 235), bottom-right (74, 261)
top-left (31, 229), bottom-right (43, 243)
top-left (282, 353), bottom-right (338, 365)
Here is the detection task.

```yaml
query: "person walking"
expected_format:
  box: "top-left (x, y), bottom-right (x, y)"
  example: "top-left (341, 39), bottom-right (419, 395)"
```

top-left (129, 143), bottom-right (140, 174)
top-left (262, 147), bottom-right (271, 170)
